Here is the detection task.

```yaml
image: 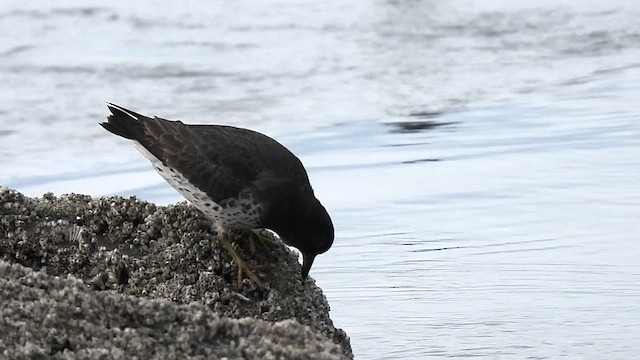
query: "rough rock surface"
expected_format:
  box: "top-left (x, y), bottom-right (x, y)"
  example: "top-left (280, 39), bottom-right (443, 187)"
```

top-left (0, 187), bottom-right (352, 359)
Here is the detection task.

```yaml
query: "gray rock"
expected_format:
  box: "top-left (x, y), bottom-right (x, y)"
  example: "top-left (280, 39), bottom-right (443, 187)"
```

top-left (0, 187), bottom-right (352, 359)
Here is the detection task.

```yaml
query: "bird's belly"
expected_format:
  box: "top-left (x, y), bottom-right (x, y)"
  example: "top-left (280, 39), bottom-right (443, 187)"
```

top-left (135, 143), bottom-right (262, 231)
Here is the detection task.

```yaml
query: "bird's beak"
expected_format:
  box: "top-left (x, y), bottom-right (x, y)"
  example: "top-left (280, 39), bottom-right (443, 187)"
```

top-left (301, 252), bottom-right (317, 278)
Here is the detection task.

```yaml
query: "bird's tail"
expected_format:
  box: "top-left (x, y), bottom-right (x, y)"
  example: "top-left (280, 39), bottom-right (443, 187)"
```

top-left (100, 103), bottom-right (147, 141)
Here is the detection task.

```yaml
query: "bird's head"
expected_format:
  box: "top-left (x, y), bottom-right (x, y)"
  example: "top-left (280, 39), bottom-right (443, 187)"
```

top-left (276, 197), bottom-right (334, 278)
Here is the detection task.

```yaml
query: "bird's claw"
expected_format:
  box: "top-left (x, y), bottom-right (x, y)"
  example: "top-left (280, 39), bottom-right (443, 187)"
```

top-left (247, 229), bottom-right (279, 254)
top-left (218, 232), bottom-right (265, 289)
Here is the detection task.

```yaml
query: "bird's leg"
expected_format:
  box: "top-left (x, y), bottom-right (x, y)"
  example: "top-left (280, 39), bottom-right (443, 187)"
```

top-left (217, 231), bottom-right (264, 289)
top-left (247, 229), bottom-right (279, 254)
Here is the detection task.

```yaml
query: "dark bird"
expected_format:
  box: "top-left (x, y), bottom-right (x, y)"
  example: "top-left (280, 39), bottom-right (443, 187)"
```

top-left (100, 103), bottom-right (334, 284)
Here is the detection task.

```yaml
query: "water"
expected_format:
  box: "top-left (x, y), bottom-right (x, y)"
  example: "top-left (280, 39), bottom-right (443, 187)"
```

top-left (2, 1), bottom-right (640, 358)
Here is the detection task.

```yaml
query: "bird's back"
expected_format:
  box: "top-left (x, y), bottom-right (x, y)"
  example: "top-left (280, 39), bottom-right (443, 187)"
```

top-left (101, 104), bottom-right (312, 206)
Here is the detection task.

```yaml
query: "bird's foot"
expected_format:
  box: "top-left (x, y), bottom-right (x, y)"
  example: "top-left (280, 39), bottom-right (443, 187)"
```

top-left (247, 229), bottom-right (279, 254)
top-left (218, 232), bottom-right (264, 289)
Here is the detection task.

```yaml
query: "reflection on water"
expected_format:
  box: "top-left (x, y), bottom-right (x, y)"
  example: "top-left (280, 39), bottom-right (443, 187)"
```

top-left (2, 0), bottom-right (640, 359)
top-left (384, 112), bottom-right (454, 134)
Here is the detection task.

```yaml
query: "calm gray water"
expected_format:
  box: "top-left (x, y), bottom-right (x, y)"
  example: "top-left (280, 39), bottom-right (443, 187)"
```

top-left (2, 1), bottom-right (640, 359)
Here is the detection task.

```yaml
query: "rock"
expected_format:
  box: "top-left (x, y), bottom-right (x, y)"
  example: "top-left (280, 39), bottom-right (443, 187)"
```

top-left (0, 187), bottom-right (352, 359)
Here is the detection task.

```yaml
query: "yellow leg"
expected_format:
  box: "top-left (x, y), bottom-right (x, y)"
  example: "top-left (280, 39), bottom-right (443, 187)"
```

top-left (247, 229), bottom-right (279, 254)
top-left (217, 232), bottom-right (264, 289)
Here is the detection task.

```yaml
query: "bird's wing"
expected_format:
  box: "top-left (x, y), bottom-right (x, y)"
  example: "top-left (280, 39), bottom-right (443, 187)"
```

top-left (103, 104), bottom-right (313, 204)
top-left (141, 117), bottom-right (250, 203)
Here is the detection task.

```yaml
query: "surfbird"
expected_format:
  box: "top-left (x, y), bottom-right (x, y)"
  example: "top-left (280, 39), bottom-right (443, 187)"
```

top-left (100, 103), bottom-right (334, 284)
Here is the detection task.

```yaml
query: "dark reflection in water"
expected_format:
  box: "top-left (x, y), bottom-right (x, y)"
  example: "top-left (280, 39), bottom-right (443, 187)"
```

top-left (384, 111), bottom-right (456, 134)
top-left (402, 158), bottom-right (440, 164)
